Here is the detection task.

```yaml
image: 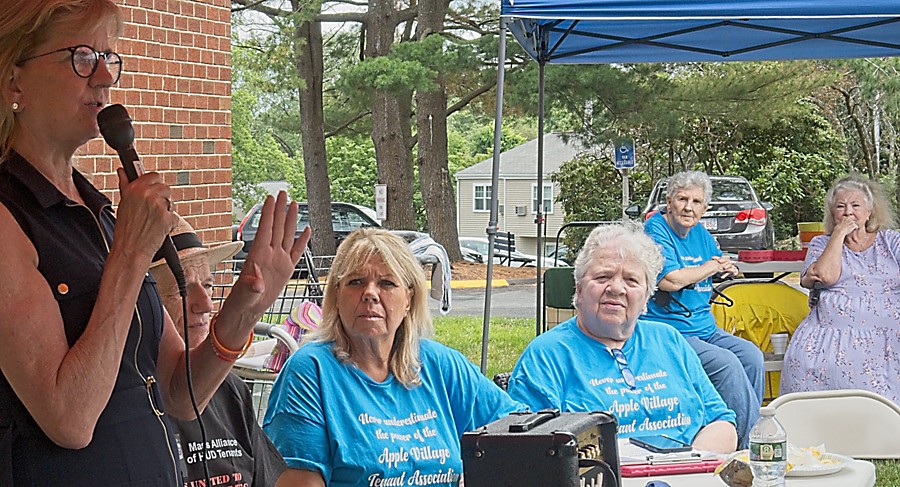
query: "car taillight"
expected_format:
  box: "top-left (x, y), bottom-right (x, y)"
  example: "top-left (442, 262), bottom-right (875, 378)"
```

top-left (236, 212), bottom-right (252, 240)
top-left (735, 208), bottom-right (767, 226)
top-left (644, 210), bottom-right (658, 221)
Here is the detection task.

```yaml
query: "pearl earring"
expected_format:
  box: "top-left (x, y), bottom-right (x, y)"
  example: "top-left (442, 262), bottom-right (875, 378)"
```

top-left (11, 102), bottom-right (18, 111)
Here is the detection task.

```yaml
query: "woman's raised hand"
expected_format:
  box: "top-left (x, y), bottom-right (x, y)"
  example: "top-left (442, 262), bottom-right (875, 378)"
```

top-left (227, 192), bottom-right (310, 321)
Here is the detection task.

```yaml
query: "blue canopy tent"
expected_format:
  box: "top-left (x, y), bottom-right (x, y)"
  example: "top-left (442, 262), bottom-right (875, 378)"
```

top-left (477, 0), bottom-right (900, 373)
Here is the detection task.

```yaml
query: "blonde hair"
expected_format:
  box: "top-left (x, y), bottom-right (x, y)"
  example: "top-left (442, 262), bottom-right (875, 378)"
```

top-left (573, 221), bottom-right (664, 307)
top-left (823, 174), bottom-right (897, 234)
top-left (0, 0), bottom-right (122, 153)
top-left (310, 228), bottom-right (432, 388)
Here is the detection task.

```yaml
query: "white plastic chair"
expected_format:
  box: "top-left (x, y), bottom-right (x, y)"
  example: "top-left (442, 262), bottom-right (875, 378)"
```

top-left (769, 389), bottom-right (900, 458)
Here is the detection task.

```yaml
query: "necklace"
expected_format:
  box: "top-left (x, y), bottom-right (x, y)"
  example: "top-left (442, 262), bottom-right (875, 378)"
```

top-left (846, 231), bottom-right (875, 252)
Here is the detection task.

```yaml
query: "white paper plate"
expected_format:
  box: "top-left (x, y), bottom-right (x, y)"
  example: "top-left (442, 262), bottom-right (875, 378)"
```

top-left (786, 453), bottom-right (852, 477)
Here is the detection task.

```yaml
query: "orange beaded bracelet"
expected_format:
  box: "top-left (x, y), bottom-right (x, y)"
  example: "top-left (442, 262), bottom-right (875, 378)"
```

top-left (209, 314), bottom-right (253, 362)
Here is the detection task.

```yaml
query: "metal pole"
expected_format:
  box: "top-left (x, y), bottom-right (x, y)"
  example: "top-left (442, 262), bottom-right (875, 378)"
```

top-left (480, 18), bottom-right (508, 375)
top-left (622, 169), bottom-right (630, 220)
top-left (535, 60), bottom-right (546, 336)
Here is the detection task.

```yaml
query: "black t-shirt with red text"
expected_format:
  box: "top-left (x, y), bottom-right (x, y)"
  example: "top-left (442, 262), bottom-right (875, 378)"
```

top-left (172, 373), bottom-right (286, 487)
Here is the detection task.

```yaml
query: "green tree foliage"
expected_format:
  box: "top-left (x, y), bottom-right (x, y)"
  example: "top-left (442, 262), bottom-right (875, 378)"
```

top-left (731, 105), bottom-right (846, 239)
top-left (468, 125), bottom-right (527, 161)
top-left (817, 59), bottom-right (900, 204)
top-left (525, 61), bottom-right (832, 167)
top-left (544, 61), bottom-right (852, 245)
top-left (231, 88), bottom-right (299, 215)
top-left (749, 150), bottom-right (842, 241)
top-left (551, 151), bottom-right (653, 252)
top-left (325, 136), bottom-right (379, 207)
top-left (231, 18), bottom-right (305, 216)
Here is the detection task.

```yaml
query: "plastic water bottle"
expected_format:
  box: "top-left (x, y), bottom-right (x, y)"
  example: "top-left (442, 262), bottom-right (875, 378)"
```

top-left (749, 406), bottom-right (787, 486)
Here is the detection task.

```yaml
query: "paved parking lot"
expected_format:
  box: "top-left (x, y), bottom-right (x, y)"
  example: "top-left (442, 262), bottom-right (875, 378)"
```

top-left (428, 283), bottom-right (537, 318)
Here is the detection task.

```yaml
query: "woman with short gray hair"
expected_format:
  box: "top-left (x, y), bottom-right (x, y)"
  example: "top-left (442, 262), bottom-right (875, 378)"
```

top-left (666, 170), bottom-right (713, 206)
top-left (573, 221), bottom-right (662, 301)
top-left (643, 170), bottom-right (764, 449)
top-left (509, 222), bottom-right (738, 454)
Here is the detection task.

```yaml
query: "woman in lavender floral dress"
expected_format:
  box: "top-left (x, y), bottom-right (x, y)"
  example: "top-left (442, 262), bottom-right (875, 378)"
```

top-left (781, 174), bottom-right (900, 402)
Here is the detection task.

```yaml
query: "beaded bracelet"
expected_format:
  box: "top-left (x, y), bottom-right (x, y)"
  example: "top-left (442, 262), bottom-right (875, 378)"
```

top-left (209, 314), bottom-right (253, 362)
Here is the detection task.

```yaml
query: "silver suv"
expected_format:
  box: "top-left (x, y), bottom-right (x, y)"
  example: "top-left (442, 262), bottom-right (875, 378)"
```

top-left (626, 175), bottom-right (775, 251)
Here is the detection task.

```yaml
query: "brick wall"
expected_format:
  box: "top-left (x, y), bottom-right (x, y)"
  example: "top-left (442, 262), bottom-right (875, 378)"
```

top-left (75, 0), bottom-right (233, 246)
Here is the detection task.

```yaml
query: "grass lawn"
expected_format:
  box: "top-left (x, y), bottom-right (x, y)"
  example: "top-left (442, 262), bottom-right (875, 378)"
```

top-left (433, 315), bottom-right (900, 486)
top-left (875, 460), bottom-right (900, 486)
top-left (433, 315), bottom-right (535, 379)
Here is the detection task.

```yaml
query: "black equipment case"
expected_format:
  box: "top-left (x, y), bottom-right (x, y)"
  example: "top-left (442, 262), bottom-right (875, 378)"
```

top-left (462, 409), bottom-right (621, 487)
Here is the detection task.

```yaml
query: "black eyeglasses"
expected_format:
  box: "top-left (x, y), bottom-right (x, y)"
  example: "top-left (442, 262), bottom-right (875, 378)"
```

top-left (17, 45), bottom-right (122, 84)
top-left (609, 347), bottom-right (637, 390)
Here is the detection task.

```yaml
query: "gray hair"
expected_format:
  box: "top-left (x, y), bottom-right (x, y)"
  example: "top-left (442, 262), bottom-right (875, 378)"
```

top-left (573, 221), bottom-right (664, 306)
top-left (823, 174), bottom-right (897, 233)
top-left (666, 171), bottom-right (712, 205)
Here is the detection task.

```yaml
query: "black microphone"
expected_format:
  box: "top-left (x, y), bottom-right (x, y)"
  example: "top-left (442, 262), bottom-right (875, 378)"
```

top-left (98, 104), bottom-right (186, 296)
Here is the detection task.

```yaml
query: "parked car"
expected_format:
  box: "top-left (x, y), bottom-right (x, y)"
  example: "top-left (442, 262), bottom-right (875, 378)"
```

top-left (625, 175), bottom-right (775, 251)
top-left (459, 237), bottom-right (537, 267)
top-left (233, 201), bottom-right (380, 264)
top-left (459, 246), bottom-right (485, 264)
top-left (545, 244), bottom-right (572, 267)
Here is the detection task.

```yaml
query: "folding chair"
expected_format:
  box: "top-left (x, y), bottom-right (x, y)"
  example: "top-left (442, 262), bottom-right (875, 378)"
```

top-left (769, 390), bottom-right (900, 458)
top-left (542, 266), bottom-right (575, 332)
top-left (710, 280), bottom-right (809, 400)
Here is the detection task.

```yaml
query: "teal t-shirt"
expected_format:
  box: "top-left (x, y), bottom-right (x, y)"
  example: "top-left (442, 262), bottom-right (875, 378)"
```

top-left (263, 339), bottom-right (525, 487)
top-left (507, 318), bottom-right (735, 445)
top-left (643, 211), bottom-right (722, 338)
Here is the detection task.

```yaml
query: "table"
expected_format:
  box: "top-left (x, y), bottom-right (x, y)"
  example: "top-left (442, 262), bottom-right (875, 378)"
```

top-left (735, 260), bottom-right (805, 282)
top-left (620, 458), bottom-right (875, 487)
top-left (764, 352), bottom-right (785, 373)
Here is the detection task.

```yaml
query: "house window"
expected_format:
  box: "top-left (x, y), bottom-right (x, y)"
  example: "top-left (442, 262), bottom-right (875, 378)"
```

top-left (532, 183), bottom-right (553, 214)
top-left (474, 184), bottom-right (492, 212)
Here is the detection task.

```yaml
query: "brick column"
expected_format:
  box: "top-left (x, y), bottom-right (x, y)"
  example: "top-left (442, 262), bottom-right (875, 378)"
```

top-left (75, 0), bottom-right (233, 245)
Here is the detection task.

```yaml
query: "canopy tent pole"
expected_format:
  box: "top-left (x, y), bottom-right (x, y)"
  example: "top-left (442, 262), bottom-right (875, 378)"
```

top-left (480, 18), bottom-right (508, 375)
top-left (534, 60), bottom-right (546, 336)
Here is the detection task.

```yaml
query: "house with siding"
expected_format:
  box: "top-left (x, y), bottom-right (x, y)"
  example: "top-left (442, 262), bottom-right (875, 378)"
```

top-left (455, 133), bottom-right (589, 256)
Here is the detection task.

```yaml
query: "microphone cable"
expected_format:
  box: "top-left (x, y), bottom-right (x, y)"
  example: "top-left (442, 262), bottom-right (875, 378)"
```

top-left (180, 294), bottom-right (213, 487)
top-left (98, 104), bottom-right (210, 486)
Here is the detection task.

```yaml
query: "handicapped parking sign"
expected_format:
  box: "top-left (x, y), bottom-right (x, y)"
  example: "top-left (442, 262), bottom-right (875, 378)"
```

top-left (614, 138), bottom-right (635, 169)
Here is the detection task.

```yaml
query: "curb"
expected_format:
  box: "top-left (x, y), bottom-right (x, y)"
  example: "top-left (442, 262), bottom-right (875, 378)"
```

top-left (506, 278), bottom-right (538, 286)
top-left (439, 278), bottom-right (538, 289)
top-left (449, 279), bottom-right (509, 289)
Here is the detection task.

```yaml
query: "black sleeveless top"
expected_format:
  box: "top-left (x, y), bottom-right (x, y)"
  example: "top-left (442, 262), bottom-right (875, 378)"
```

top-left (0, 152), bottom-right (181, 486)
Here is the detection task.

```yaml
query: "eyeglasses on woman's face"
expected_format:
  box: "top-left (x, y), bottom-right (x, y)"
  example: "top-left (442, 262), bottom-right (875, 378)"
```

top-left (17, 44), bottom-right (122, 84)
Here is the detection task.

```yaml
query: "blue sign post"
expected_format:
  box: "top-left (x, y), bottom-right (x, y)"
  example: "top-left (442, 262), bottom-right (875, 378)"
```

top-left (614, 138), bottom-right (635, 219)
top-left (614, 138), bottom-right (635, 169)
